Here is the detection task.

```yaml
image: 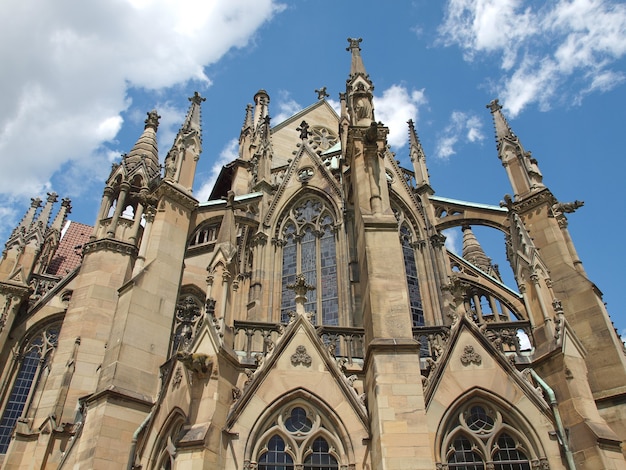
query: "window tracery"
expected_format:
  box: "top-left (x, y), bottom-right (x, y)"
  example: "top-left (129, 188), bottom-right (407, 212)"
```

top-left (279, 198), bottom-right (338, 325)
top-left (253, 404), bottom-right (340, 470)
top-left (0, 322), bottom-right (60, 453)
top-left (171, 295), bottom-right (203, 353)
top-left (310, 126), bottom-right (338, 151)
top-left (440, 401), bottom-right (539, 470)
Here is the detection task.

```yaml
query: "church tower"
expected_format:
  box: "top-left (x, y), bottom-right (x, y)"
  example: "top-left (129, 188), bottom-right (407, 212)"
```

top-left (0, 40), bottom-right (624, 470)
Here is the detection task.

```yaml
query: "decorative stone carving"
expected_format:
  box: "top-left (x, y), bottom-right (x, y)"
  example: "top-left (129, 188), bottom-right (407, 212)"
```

top-left (296, 120), bottom-right (311, 140)
top-left (346, 374), bottom-right (358, 387)
top-left (176, 352), bottom-right (213, 377)
top-left (243, 368), bottom-right (254, 388)
top-left (291, 345), bottom-right (312, 367)
top-left (460, 345), bottom-right (482, 366)
top-left (171, 366), bottom-right (183, 390)
top-left (297, 167), bottom-right (315, 183)
top-left (173, 296), bottom-right (203, 350)
top-left (553, 200), bottom-right (583, 215)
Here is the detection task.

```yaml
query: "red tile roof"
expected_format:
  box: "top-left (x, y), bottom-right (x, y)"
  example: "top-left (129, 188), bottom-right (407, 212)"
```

top-left (46, 221), bottom-right (92, 276)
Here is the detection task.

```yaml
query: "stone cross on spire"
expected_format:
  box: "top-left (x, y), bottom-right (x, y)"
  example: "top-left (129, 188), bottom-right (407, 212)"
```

top-left (315, 86), bottom-right (329, 100)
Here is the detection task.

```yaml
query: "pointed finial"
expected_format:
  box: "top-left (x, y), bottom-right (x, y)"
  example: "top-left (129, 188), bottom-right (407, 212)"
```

top-left (182, 92), bottom-right (204, 134)
top-left (407, 119), bottom-right (426, 162)
top-left (34, 192), bottom-right (59, 228)
top-left (407, 119), bottom-right (431, 190)
top-left (486, 99), bottom-right (515, 145)
top-left (51, 198), bottom-right (72, 231)
top-left (14, 197), bottom-right (42, 235)
top-left (346, 37), bottom-right (367, 77)
top-left (242, 103), bottom-right (253, 129)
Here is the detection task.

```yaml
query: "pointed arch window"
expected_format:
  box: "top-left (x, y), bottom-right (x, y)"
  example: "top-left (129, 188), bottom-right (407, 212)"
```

top-left (0, 322), bottom-right (60, 454)
top-left (393, 204), bottom-right (424, 327)
top-left (258, 435), bottom-right (294, 470)
top-left (279, 198), bottom-right (338, 325)
top-left (439, 401), bottom-right (540, 469)
top-left (400, 224), bottom-right (424, 327)
top-left (251, 403), bottom-right (342, 470)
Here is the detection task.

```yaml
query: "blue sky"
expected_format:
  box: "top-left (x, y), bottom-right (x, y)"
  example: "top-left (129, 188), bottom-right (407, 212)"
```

top-left (1, 0), bottom-right (625, 337)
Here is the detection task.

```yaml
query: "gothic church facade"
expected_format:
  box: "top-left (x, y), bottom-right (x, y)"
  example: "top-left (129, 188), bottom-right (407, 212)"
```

top-left (0, 39), bottom-right (625, 469)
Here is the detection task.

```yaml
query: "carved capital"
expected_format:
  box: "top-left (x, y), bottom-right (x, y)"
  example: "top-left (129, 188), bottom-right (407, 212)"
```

top-left (430, 232), bottom-right (447, 249)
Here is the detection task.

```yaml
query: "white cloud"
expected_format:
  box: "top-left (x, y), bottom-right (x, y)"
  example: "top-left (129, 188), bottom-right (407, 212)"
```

top-left (443, 228), bottom-right (461, 255)
top-left (195, 138), bottom-right (239, 202)
top-left (327, 98), bottom-right (341, 116)
top-left (0, 0), bottom-right (284, 221)
top-left (435, 110), bottom-right (485, 160)
top-left (438, 0), bottom-right (626, 116)
top-left (374, 85), bottom-right (427, 148)
top-left (273, 91), bottom-right (303, 124)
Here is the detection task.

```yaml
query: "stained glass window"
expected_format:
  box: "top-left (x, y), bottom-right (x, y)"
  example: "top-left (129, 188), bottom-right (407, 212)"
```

top-left (400, 224), bottom-right (424, 327)
top-left (279, 198), bottom-right (338, 325)
top-left (0, 324), bottom-right (59, 454)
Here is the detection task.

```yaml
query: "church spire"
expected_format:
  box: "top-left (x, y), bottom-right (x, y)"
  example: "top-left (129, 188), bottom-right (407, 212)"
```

top-left (408, 119), bottom-right (432, 193)
top-left (163, 92), bottom-right (205, 191)
top-left (124, 110), bottom-right (161, 183)
top-left (33, 192), bottom-right (58, 230)
top-left (487, 99), bottom-right (544, 199)
top-left (182, 91), bottom-right (204, 135)
top-left (345, 38), bottom-right (375, 127)
top-left (486, 99), bottom-right (515, 147)
top-left (238, 104), bottom-right (254, 160)
top-left (461, 225), bottom-right (493, 275)
top-left (50, 198), bottom-right (72, 232)
top-left (347, 37), bottom-right (367, 78)
top-left (13, 197), bottom-right (42, 237)
top-left (252, 89), bottom-right (270, 130)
